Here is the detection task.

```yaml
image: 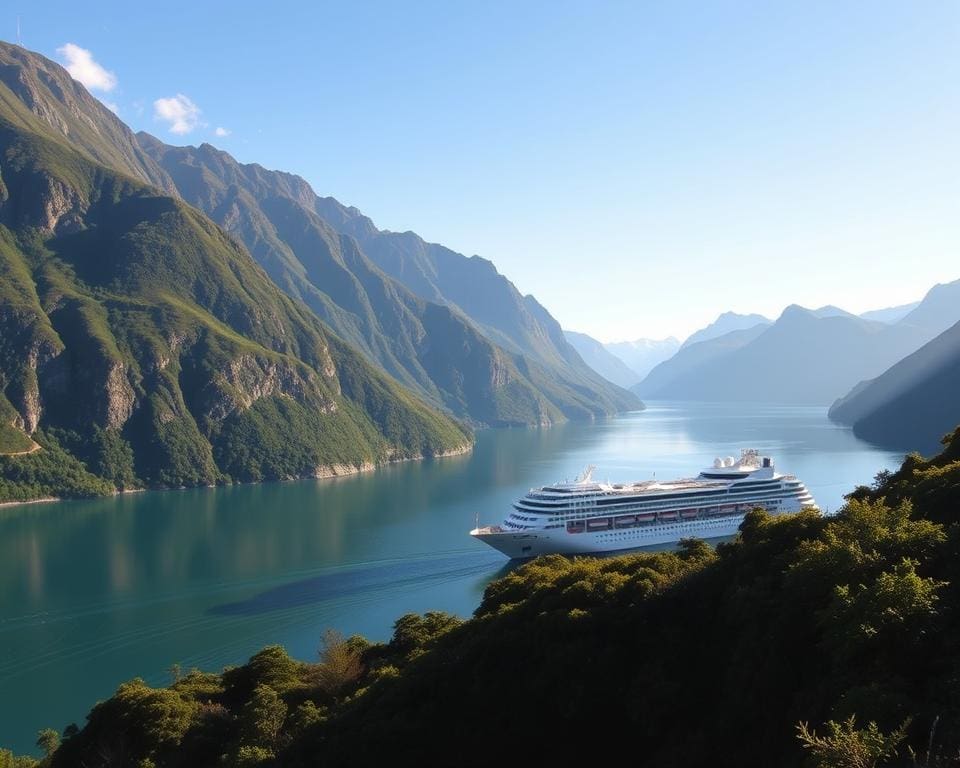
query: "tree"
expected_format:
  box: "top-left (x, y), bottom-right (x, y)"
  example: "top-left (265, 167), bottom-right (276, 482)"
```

top-left (315, 629), bottom-right (363, 696)
top-left (797, 716), bottom-right (909, 768)
top-left (34, 730), bottom-right (59, 760)
top-left (241, 684), bottom-right (287, 749)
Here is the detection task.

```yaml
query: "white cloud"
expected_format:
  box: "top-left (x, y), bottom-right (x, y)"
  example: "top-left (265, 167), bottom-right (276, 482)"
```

top-left (214, 126), bottom-right (231, 137)
top-left (153, 94), bottom-right (201, 135)
top-left (56, 43), bottom-right (117, 92)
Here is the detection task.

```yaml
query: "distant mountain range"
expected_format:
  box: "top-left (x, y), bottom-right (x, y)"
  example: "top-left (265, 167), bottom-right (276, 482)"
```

top-left (830, 315), bottom-right (960, 455)
top-left (562, 331), bottom-right (645, 388)
top-left (681, 312), bottom-right (771, 348)
top-left (603, 337), bottom-right (681, 382)
top-left (859, 301), bottom-right (920, 324)
top-left (135, 136), bottom-right (638, 427)
top-left (633, 287), bottom-right (960, 404)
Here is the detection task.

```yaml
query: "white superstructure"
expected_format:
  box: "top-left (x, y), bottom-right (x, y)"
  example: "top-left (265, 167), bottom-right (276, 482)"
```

top-left (470, 450), bottom-right (817, 559)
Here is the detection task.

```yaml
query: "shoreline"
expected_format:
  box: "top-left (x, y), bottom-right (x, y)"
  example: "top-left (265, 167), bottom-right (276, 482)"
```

top-left (0, 441), bottom-right (475, 510)
top-left (0, 495), bottom-right (58, 509)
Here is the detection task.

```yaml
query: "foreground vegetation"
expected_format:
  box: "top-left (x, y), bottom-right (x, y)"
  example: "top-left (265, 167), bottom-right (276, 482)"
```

top-left (3, 428), bottom-right (960, 766)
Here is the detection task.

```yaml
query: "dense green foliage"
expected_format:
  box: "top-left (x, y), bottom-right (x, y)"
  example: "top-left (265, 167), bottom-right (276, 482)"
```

top-left (0, 430), bottom-right (114, 502)
top-left (0, 45), bottom-right (471, 503)
top-left (6, 428), bottom-right (956, 766)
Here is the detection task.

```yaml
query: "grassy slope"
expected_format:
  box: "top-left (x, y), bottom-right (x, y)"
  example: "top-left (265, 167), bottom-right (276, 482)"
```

top-left (0, 394), bottom-right (32, 453)
top-left (27, 426), bottom-right (960, 768)
top-left (0, 41), bottom-right (176, 194)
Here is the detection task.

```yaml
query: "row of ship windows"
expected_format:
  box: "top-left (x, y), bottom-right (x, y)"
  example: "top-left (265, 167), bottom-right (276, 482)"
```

top-left (514, 492), bottom-right (800, 522)
top-left (519, 486), bottom-right (799, 509)
top-left (596, 520), bottom-right (734, 537)
top-left (506, 506), bottom-right (783, 533)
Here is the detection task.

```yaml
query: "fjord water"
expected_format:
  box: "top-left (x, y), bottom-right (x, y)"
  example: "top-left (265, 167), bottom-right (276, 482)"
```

top-left (0, 402), bottom-right (901, 752)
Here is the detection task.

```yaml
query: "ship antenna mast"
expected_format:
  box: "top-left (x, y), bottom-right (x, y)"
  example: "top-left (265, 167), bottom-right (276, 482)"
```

top-left (575, 465), bottom-right (596, 483)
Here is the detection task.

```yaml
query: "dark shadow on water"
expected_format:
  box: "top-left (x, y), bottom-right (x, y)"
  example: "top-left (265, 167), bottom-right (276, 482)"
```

top-left (208, 552), bottom-right (503, 617)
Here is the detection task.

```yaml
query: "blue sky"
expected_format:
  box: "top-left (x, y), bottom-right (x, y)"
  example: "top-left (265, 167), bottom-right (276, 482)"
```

top-left (11, 1), bottom-right (959, 341)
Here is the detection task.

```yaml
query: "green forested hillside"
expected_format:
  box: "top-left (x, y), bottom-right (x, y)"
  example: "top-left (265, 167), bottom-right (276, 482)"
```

top-left (0, 72), bottom-right (470, 502)
top-left (7, 427), bottom-right (958, 767)
top-left (135, 136), bottom-right (639, 426)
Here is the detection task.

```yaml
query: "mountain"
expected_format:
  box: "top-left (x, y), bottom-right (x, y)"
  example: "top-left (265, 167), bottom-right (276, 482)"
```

top-left (135, 136), bottom-right (640, 426)
top-left (680, 311), bottom-right (770, 348)
top-left (632, 324), bottom-right (769, 398)
top-left (603, 337), bottom-right (681, 381)
top-left (0, 43), bottom-right (176, 194)
top-left (809, 304), bottom-right (855, 319)
top-left (635, 305), bottom-right (932, 404)
top-left (0, 43), bottom-right (470, 502)
top-left (897, 278), bottom-right (960, 339)
top-left (563, 330), bottom-right (643, 388)
top-left (28, 434), bottom-right (960, 767)
top-left (829, 319), bottom-right (960, 454)
top-left (859, 300), bottom-right (920, 324)
top-left (303, 196), bottom-right (640, 413)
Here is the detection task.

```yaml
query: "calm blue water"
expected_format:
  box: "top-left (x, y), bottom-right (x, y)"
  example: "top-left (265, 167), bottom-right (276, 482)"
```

top-left (0, 402), bottom-right (901, 752)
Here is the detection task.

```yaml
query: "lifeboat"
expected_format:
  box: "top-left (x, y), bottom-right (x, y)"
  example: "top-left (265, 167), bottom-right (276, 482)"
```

top-left (659, 511), bottom-right (679, 521)
top-left (636, 513), bottom-right (656, 522)
top-left (587, 518), bottom-right (612, 530)
top-left (566, 521), bottom-right (585, 534)
top-left (680, 509), bottom-right (699, 519)
top-left (615, 515), bottom-right (638, 528)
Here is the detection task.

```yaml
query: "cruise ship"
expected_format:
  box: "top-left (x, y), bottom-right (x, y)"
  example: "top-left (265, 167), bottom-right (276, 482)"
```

top-left (470, 449), bottom-right (817, 558)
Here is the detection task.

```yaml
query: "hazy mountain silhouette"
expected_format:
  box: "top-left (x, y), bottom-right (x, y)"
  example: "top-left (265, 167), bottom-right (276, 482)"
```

top-left (603, 337), bottom-right (681, 381)
top-left (681, 311), bottom-right (770, 349)
top-left (830, 319), bottom-right (960, 454)
top-left (563, 331), bottom-right (644, 388)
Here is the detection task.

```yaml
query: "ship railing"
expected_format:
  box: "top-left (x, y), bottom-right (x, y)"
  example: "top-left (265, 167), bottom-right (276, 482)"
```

top-left (471, 525), bottom-right (504, 535)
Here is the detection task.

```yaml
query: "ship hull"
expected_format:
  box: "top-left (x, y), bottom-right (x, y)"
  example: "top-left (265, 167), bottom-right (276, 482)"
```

top-left (471, 513), bottom-right (747, 559)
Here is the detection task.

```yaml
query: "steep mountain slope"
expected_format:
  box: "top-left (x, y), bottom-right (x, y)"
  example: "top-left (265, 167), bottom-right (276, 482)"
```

top-left (681, 311), bottom-right (770, 348)
top-left (563, 330), bottom-right (641, 388)
top-left (829, 319), bottom-right (960, 454)
top-left (136, 136), bottom-right (639, 424)
top-left (0, 42), bottom-right (176, 194)
top-left (633, 324), bottom-right (769, 398)
top-left (305, 196), bottom-right (639, 413)
top-left (0, 66), bottom-right (470, 501)
top-left (636, 306), bottom-right (930, 404)
top-left (897, 278), bottom-right (960, 339)
top-left (603, 336), bottom-right (680, 380)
